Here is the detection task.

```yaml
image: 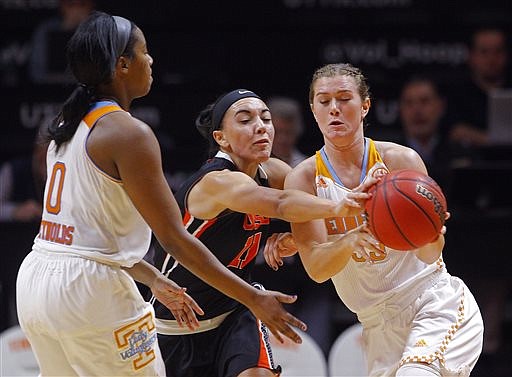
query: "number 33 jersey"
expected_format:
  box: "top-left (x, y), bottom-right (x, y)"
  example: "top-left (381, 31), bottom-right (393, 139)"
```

top-left (315, 138), bottom-right (446, 314)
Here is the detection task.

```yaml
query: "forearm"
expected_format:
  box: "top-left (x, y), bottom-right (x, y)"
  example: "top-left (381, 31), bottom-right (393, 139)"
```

top-left (123, 259), bottom-right (160, 287)
top-left (160, 235), bottom-right (256, 307)
top-left (300, 236), bottom-right (354, 283)
top-left (415, 234), bottom-right (444, 264)
top-left (276, 189), bottom-right (339, 222)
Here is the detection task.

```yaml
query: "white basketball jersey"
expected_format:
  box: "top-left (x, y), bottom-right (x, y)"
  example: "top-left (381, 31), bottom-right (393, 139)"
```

top-left (315, 138), bottom-right (446, 314)
top-left (34, 101), bottom-right (151, 267)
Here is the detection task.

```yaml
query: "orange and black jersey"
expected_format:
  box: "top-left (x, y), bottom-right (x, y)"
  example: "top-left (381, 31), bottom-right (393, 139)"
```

top-left (152, 155), bottom-right (272, 320)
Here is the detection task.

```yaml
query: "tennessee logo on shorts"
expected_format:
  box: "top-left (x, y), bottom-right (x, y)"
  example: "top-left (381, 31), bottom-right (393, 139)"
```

top-left (113, 312), bottom-right (158, 371)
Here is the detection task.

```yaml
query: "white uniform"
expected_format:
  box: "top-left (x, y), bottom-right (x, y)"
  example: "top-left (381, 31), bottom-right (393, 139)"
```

top-left (315, 138), bottom-right (483, 376)
top-left (16, 101), bottom-right (165, 376)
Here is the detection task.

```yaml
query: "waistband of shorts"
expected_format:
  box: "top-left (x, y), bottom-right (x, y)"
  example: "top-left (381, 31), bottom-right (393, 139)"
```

top-left (357, 270), bottom-right (447, 328)
top-left (155, 309), bottom-right (235, 335)
top-left (32, 247), bottom-right (122, 268)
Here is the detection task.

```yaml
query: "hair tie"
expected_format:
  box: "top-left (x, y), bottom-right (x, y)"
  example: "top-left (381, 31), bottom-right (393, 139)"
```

top-left (78, 83), bottom-right (94, 96)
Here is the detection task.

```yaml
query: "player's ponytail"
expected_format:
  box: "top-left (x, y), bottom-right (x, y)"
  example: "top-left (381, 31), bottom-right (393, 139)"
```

top-left (48, 84), bottom-right (94, 149)
top-left (47, 11), bottom-right (134, 150)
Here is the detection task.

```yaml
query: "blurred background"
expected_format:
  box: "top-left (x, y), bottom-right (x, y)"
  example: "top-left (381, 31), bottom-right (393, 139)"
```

top-left (1, 0), bottom-right (511, 375)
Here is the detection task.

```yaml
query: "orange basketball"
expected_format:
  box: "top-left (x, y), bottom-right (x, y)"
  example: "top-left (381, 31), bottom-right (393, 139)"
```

top-left (364, 169), bottom-right (447, 251)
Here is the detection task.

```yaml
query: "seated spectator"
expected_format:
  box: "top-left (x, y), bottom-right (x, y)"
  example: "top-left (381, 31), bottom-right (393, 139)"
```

top-left (448, 26), bottom-right (511, 148)
top-left (266, 96), bottom-right (307, 167)
top-left (397, 75), bottom-right (454, 192)
top-left (0, 131), bottom-right (48, 222)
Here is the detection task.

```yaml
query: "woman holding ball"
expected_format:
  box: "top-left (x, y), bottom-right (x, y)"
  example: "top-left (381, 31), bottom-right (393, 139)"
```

top-left (283, 63), bottom-right (483, 376)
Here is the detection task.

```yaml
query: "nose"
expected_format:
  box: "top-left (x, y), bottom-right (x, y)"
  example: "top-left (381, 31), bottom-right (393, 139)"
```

top-left (255, 118), bottom-right (270, 134)
top-left (329, 98), bottom-right (340, 116)
top-left (148, 54), bottom-right (154, 66)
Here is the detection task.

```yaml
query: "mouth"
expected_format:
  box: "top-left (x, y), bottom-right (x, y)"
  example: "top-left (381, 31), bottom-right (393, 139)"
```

top-left (254, 138), bottom-right (270, 145)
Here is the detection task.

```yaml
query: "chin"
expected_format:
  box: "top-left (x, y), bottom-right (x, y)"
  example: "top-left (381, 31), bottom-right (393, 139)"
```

top-left (257, 152), bottom-right (271, 163)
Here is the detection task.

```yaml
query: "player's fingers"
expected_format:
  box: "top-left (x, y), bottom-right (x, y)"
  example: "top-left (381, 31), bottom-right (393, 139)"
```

top-left (263, 243), bottom-right (278, 271)
top-left (278, 326), bottom-right (302, 344)
top-left (182, 304), bottom-right (200, 330)
top-left (273, 291), bottom-right (298, 305)
top-left (184, 292), bottom-right (204, 316)
top-left (349, 192), bottom-right (371, 200)
top-left (358, 175), bottom-right (380, 192)
top-left (345, 198), bottom-right (361, 208)
top-left (172, 310), bottom-right (185, 327)
top-left (272, 245), bottom-right (283, 267)
top-left (264, 235), bottom-right (280, 270)
top-left (268, 326), bottom-right (284, 344)
top-left (283, 311), bottom-right (307, 333)
top-left (268, 235), bottom-right (282, 266)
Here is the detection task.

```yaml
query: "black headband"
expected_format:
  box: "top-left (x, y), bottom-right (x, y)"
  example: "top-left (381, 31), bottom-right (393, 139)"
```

top-left (112, 15), bottom-right (132, 58)
top-left (211, 89), bottom-right (261, 132)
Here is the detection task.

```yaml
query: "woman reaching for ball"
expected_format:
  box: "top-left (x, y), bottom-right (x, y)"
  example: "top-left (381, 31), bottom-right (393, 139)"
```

top-left (283, 63), bottom-right (483, 376)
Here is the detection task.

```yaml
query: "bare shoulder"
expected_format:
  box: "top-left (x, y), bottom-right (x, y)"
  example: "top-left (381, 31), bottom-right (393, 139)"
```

top-left (285, 155), bottom-right (316, 193)
top-left (88, 111), bottom-right (158, 155)
top-left (261, 157), bottom-right (292, 189)
top-left (199, 169), bottom-right (254, 191)
top-left (374, 140), bottom-right (427, 173)
top-left (100, 111), bottom-right (155, 143)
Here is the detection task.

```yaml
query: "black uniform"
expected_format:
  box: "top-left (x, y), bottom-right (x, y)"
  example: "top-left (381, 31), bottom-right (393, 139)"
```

top-left (152, 155), bottom-right (280, 377)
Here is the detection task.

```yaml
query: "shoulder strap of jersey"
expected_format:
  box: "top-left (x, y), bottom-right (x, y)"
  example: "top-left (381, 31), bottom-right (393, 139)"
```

top-left (365, 138), bottom-right (383, 168)
top-left (83, 101), bottom-right (124, 128)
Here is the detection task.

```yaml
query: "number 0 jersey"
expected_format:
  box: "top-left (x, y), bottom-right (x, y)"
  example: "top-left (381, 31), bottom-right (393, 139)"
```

top-left (316, 138), bottom-right (446, 315)
top-left (152, 151), bottom-right (271, 321)
top-left (34, 101), bottom-right (152, 267)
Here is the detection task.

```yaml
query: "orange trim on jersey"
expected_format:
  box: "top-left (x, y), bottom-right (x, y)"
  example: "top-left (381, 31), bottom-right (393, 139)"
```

top-left (83, 105), bottom-right (123, 128)
top-left (182, 210), bottom-right (218, 238)
top-left (182, 211), bottom-right (192, 226)
top-left (193, 218), bottom-right (217, 238)
top-left (256, 320), bottom-right (273, 370)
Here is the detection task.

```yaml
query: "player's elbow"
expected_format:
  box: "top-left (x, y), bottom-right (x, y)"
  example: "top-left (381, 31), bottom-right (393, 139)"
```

top-left (302, 261), bottom-right (330, 283)
top-left (308, 268), bottom-right (330, 283)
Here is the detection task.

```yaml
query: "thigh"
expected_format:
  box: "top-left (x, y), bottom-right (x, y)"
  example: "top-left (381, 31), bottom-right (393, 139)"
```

top-left (62, 269), bottom-right (165, 377)
top-left (58, 305), bottom-right (164, 376)
top-left (20, 329), bottom-right (77, 376)
top-left (401, 276), bottom-right (483, 375)
top-left (158, 332), bottom-right (216, 377)
top-left (217, 308), bottom-right (280, 377)
top-left (363, 319), bottom-right (409, 376)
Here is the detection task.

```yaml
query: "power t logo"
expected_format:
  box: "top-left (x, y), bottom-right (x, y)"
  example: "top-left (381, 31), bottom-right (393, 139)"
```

top-left (114, 312), bottom-right (158, 371)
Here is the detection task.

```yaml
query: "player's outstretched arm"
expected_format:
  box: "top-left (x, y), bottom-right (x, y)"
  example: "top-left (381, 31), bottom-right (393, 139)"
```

top-left (109, 116), bottom-right (306, 343)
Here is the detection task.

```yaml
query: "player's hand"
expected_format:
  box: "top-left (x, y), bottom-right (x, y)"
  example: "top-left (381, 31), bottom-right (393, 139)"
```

top-left (247, 289), bottom-right (307, 344)
top-left (346, 223), bottom-right (384, 262)
top-left (263, 232), bottom-right (298, 271)
top-left (150, 275), bottom-right (204, 331)
top-left (334, 176), bottom-right (380, 217)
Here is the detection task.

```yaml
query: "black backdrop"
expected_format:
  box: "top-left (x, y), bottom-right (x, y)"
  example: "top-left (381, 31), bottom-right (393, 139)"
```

top-left (1, 0), bottom-right (511, 172)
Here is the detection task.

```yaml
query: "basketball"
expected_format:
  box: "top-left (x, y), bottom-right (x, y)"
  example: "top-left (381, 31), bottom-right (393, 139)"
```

top-left (364, 169), bottom-right (447, 251)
